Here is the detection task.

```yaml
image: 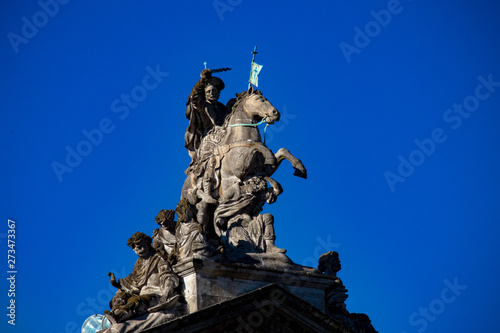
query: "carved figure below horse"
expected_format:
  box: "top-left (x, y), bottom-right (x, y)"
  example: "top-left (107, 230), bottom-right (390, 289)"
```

top-left (181, 87), bottom-right (306, 253)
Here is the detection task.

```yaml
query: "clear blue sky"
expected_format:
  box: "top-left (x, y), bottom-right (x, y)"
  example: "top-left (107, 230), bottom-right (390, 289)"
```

top-left (2, 1), bottom-right (500, 332)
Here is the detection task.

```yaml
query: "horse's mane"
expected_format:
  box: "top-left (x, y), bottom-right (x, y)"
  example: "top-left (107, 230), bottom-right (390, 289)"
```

top-left (223, 90), bottom-right (263, 127)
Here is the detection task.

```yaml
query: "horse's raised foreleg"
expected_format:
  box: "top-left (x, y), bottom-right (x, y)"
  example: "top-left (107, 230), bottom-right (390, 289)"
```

top-left (274, 148), bottom-right (307, 179)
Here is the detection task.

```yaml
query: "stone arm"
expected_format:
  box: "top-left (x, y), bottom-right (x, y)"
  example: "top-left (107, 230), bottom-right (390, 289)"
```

top-left (120, 294), bottom-right (151, 311)
top-left (264, 176), bottom-right (282, 204)
top-left (108, 273), bottom-right (144, 294)
top-left (186, 69), bottom-right (212, 116)
top-left (108, 272), bottom-right (121, 289)
top-left (185, 69), bottom-right (213, 153)
top-left (159, 260), bottom-right (180, 298)
top-left (116, 266), bottom-right (141, 294)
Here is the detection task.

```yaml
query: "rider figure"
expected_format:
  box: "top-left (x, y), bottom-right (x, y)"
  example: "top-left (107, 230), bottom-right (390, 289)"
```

top-left (185, 69), bottom-right (231, 207)
top-left (185, 69), bottom-right (228, 165)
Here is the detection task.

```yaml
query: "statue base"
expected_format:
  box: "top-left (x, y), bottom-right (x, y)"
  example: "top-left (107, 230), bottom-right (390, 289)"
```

top-left (174, 255), bottom-right (334, 313)
top-left (100, 255), bottom-right (377, 333)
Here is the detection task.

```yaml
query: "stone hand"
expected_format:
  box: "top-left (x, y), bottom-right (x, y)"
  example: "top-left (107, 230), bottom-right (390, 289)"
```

top-left (200, 69), bottom-right (212, 80)
top-left (266, 188), bottom-right (279, 204)
top-left (120, 294), bottom-right (150, 310)
top-left (108, 272), bottom-right (121, 289)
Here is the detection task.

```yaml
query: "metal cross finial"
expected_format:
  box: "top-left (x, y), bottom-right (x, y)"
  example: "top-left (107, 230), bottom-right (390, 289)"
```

top-left (251, 46), bottom-right (258, 63)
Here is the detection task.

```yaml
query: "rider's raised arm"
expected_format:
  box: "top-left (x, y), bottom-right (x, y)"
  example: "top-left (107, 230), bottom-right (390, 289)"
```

top-left (186, 69), bottom-right (212, 113)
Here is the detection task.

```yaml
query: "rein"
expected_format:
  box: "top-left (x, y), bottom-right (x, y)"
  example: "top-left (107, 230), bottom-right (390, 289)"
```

top-left (227, 118), bottom-right (270, 144)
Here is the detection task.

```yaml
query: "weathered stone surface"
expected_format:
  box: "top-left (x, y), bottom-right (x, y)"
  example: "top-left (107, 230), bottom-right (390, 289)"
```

top-left (131, 284), bottom-right (360, 333)
top-left (173, 256), bottom-right (333, 313)
top-left (101, 308), bottom-right (184, 333)
top-left (100, 258), bottom-right (377, 333)
top-left (180, 69), bottom-right (307, 261)
top-left (152, 209), bottom-right (176, 261)
top-left (319, 251), bottom-right (350, 316)
top-left (104, 232), bottom-right (181, 326)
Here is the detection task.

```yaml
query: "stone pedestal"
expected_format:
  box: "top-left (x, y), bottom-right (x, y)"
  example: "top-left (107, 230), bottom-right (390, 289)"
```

top-left (100, 256), bottom-right (377, 333)
top-left (173, 256), bottom-right (337, 314)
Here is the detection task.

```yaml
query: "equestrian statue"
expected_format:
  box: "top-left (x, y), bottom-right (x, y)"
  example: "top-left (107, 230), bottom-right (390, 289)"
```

top-left (180, 64), bottom-right (307, 257)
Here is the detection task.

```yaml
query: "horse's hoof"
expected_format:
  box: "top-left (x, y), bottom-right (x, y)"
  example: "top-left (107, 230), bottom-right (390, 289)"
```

top-left (293, 168), bottom-right (307, 179)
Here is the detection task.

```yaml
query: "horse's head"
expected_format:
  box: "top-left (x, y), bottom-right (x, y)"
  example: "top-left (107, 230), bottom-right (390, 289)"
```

top-left (242, 87), bottom-right (280, 124)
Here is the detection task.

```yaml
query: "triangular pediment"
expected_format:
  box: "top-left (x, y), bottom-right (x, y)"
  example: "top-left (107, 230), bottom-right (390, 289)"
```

top-left (141, 284), bottom-right (355, 333)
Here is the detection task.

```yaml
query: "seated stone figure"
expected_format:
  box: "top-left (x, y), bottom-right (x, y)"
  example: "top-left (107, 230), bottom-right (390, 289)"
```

top-left (152, 209), bottom-right (176, 262)
top-left (170, 199), bottom-right (217, 263)
top-left (105, 232), bottom-right (180, 324)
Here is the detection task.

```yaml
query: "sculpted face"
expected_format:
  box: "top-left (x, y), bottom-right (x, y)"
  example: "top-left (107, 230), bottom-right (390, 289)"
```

top-left (204, 84), bottom-right (220, 104)
top-left (159, 218), bottom-right (175, 230)
top-left (132, 239), bottom-right (151, 259)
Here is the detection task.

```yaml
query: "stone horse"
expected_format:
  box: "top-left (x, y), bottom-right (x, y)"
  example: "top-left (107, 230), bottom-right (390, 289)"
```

top-left (181, 87), bottom-right (307, 251)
